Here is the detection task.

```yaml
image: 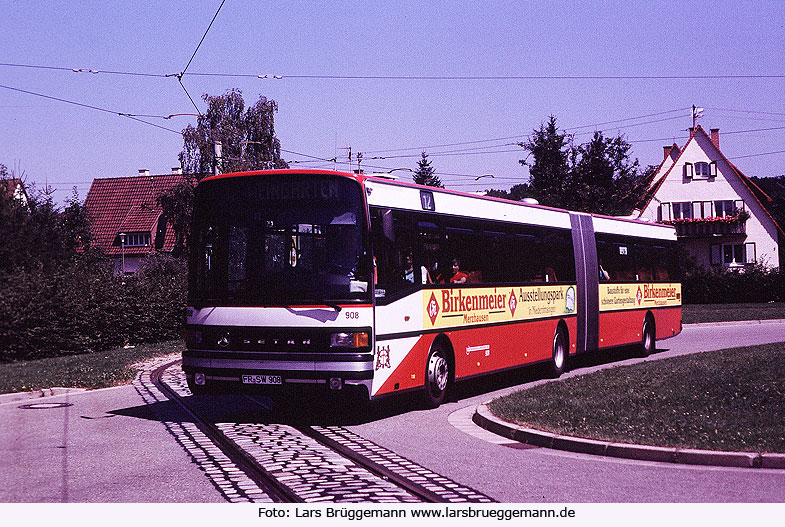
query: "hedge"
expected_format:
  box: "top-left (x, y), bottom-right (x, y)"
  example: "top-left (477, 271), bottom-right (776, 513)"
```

top-left (0, 253), bottom-right (186, 362)
top-left (682, 264), bottom-right (785, 304)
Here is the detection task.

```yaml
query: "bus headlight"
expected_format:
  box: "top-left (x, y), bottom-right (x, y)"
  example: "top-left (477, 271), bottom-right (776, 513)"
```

top-left (185, 328), bottom-right (203, 347)
top-left (330, 332), bottom-right (369, 348)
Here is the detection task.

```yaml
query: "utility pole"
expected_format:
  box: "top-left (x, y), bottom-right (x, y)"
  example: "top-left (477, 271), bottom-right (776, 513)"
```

top-left (213, 140), bottom-right (223, 176)
top-left (339, 146), bottom-right (352, 173)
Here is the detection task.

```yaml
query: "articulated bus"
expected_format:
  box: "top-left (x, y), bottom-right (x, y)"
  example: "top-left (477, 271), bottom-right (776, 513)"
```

top-left (183, 169), bottom-right (682, 406)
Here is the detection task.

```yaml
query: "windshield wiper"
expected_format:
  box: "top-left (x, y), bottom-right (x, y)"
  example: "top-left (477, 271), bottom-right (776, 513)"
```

top-left (321, 300), bottom-right (342, 312)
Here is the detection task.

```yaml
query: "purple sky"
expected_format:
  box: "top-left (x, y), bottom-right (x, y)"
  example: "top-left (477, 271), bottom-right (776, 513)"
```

top-left (2, 1), bottom-right (784, 205)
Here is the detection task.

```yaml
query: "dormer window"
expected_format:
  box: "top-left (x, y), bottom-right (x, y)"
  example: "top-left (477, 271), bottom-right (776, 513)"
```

top-left (687, 161), bottom-right (717, 180)
top-left (123, 232), bottom-right (151, 247)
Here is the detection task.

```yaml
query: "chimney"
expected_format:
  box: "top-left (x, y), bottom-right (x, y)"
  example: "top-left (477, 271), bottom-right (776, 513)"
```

top-left (171, 167), bottom-right (182, 175)
top-left (663, 146), bottom-right (672, 161)
top-left (138, 169), bottom-right (150, 177)
top-left (688, 127), bottom-right (695, 138)
top-left (710, 128), bottom-right (720, 149)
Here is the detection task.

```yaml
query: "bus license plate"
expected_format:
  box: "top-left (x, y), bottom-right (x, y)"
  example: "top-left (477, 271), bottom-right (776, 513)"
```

top-left (242, 375), bottom-right (282, 385)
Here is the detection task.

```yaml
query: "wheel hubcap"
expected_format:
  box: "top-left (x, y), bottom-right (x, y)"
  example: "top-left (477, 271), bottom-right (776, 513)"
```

top-left (553, 334), bottom-right (565, 369)
top-left (428, 353), bottom-right (448, 392)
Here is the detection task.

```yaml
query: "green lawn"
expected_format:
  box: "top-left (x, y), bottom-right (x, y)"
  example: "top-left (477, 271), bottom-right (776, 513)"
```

top-left (0, 340), bottom-right (182, 394)
top-left (683, 302), bottom-right (785, 324)
top-left (489, 342), bottom-right (785, 452)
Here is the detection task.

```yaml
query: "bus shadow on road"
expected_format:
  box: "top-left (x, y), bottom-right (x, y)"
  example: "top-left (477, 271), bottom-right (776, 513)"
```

top-left (111, 344), bottom-right (671, 427)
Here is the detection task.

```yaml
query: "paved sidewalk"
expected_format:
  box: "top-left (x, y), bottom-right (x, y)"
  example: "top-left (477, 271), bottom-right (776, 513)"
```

top-left (0, 381), bottom-right (224, 502)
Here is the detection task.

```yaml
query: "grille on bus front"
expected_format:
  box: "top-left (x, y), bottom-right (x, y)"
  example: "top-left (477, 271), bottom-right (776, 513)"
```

top-left (185, 326), bottom-right (372, 353)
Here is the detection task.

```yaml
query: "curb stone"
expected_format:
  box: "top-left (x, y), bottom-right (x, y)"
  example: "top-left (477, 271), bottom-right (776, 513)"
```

top-left (473, 403), bottom-right (784, 470)
top-left (0, 387), bottom-right (87, 406)
top-left (684, 319), bottom-right (785, 328)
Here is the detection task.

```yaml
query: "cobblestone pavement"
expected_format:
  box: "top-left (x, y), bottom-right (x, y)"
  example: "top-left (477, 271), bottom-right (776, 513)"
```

top-left (134, 355), bottom-right (273, 503)
top-left (140, 358), bottom-right (492, 503)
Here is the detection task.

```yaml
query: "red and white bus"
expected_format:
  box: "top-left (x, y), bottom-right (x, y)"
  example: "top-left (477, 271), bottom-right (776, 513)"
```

top-left (183, 169), bottom-right (681, 406)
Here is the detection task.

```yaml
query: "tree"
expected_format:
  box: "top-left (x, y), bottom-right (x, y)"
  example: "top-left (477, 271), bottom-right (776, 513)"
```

top-left (749, 175), bottom-right (785, 231)
top-left (157, 179), bottom-right (194, 257)
top-left (519, 116), bottom-right (571, 208)
top-left (0, 168), bottom-right (92, 274)
top-left (519, 117), bottom-right (646, 215)
top-left (485, 183), bottom-right (533, 201)
top-left (179, 89), bottom-right (289, 177)
top-left (413, 152), bottom-right (443, 188)
top-left (569, 131), bottom-right (642, 215)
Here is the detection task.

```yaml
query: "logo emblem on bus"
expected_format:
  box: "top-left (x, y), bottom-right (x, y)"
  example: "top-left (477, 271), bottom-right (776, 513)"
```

top-left (427, 292), bottom-right (439, 325)
top-left (217, 331), bottom-right (230, 348)
top-left (637, 287), bottom-right (643, 306)
top-left (508, 289), bottom-right (517, 316)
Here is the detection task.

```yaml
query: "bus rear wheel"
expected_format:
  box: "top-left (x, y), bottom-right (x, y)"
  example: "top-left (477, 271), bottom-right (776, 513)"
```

top-left (548, 326), bottom-right (568, 378)
top-left (639, 317), bottom-right (655, 357)
top-left (424, 343), bottom-right (450, 408)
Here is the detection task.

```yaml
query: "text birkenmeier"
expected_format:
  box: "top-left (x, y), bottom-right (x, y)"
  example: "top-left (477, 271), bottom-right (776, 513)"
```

top-left (643, 284), bottom-right (677, 299)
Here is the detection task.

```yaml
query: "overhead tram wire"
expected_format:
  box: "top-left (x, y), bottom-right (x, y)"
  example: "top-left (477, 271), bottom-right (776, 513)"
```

top-left (187, 72), bottom-right (785, 80)
top-left (174, 0), bottom-right (227, 115)
top-left (0, 83), bottom-right (182, 134)
top-left (564, 107), bottom-right (691, 131)
top-left (7, 62), bottom-right (784, 82)
top-left (361, 109), bottom-right (691, 157)
top-left (0, 62), bottom-right (169, 78)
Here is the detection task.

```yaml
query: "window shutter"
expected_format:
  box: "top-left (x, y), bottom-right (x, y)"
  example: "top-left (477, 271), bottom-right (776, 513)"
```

top-left (684, 163), bottom-right (693, 179)
top-left (709, 161), bottom-right (717, 178)
top-left (703, 201), bottom-right (713, 218)
top-left (692, 202), bottom-right (702, 218)
top-left (745, 242), bottom-right (756, 264)
top-left (710, 244), bottom-right (721, 265)
top-left (661, 203), bottom-right (671, 221)
top-left (734, 200), bottom-right (744, 214)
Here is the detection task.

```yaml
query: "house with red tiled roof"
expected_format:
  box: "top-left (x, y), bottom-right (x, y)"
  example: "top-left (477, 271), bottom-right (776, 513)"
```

top-left (636, 125), bottom-right (783, 269)
top-left (84, 169), bottom-right (192, 273)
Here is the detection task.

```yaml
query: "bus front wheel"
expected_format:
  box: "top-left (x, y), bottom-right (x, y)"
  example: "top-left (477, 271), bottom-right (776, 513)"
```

top-left (424, 343), bottom-right (450, 408)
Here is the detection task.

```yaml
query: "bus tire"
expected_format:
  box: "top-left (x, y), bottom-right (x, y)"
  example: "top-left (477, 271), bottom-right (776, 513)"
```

top-left (424, 342), bottom-right (450, 408)
top-left (639, 316), bottom-right (656, 357)
top-left (548, 325), bottom-right (568, 378)
top-left (187, 379), bottom-right (208, 395)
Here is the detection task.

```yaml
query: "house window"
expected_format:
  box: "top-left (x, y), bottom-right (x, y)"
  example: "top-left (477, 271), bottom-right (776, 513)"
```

top-left (695, 162), bottom-right (710, 178)
top-left (123, 232), bottom-right (151, 247)
top-left (711, 242), bottom-right (756, 266)
top-left (672, 202), bottom-right (693, 220)
top-left (714, 200), bottom-right (736, 217)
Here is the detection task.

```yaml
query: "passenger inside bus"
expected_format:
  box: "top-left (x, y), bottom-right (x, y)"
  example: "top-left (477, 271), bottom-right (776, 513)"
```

top-left (403, 254), bottom-right (432, 284)
top-left (448, 258), bottom-right (468, 284)
top-left (599, 260), bottom-right (610, 281)
top-left (533, 266), bottom-right (558, 282)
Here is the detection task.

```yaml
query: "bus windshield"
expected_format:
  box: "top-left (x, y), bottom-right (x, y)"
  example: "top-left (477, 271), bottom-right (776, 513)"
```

top-left (189, 174), bottom-right (370, 305)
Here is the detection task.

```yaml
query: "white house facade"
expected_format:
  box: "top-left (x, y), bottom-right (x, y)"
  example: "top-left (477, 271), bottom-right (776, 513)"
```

top-left (637, 125), bottom-right (782, 269)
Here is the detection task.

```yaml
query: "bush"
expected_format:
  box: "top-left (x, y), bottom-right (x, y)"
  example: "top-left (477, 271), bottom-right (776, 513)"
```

top-left (682, 264), bottom-right (785, 304)
top-left (124, 253), bottom-right (187, 344)
top-left (0, 252), bottom-right (186, 362)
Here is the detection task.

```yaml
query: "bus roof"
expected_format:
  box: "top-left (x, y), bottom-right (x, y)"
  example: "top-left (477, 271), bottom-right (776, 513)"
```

top-left (198, 169), bottom-right (677, 241)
